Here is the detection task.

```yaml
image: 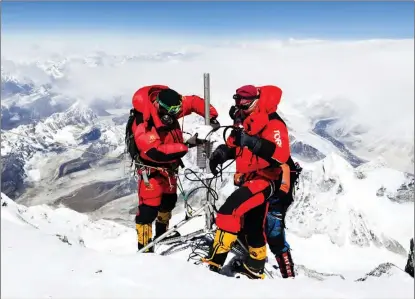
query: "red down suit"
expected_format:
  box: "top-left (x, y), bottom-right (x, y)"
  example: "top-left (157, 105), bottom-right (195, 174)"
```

top-left (218, 85), bottom-right (291, 233)
top-left (202, 85), bottom-right (291, 277)
top-left (132, 85), bottom-right (218, 250)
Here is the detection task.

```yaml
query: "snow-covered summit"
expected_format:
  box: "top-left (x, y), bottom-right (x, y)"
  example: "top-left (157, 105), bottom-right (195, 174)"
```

top-left (1, 192), bottom-right (414, 299)
top-left (43, 100), bottom-right (98, 129)
top-left (1, 101), bottom-right (98, 154)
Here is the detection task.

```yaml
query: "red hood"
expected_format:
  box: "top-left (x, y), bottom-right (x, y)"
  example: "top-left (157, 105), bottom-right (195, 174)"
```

top-left (132, 85), bottom-right (169, 129)
top-left (256, 85), bottom-right (283, 114)
top-left (242, 85), bottom-right (283, 135)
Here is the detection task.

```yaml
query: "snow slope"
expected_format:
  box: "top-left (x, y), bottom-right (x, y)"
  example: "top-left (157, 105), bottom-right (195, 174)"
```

top-left (2, 193), bottom-right (414, 299)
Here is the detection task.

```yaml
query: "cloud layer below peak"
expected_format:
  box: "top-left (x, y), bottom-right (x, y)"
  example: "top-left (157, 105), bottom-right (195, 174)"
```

top-left (2, 35), bottom-right (414, 145)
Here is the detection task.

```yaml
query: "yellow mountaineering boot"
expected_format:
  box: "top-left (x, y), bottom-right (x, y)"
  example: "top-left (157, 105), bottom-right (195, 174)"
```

top-left (201, 229), bottom-right (237, 272)
top-left (233, 246), bottom-right (266, 279)
top-left (155, 211), bottom-right (180, 240)
top-left (136, 223), bottom-right (153, 253)
top-left (155, 211), bottom-right (171, 236)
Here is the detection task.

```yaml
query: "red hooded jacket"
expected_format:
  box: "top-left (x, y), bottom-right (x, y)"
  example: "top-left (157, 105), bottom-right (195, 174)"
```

top-left (226, 85), bottom-right (290, 181)
top-left (131, 85), bottom-right (218, 167)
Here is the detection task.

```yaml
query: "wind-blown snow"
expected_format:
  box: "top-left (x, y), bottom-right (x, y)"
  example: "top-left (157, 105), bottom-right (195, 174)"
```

top-left (2, 193), bottom-right (414, 299)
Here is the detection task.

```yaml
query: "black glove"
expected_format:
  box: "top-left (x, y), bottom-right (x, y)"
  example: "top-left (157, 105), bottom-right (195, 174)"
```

top-left (170, 159), bottom-right (185, 171)
top-left (229, 106), bottom-right (243, 125)
top-left (231, 129), bottom-right (261, 152)
top-left (210, 118), bottom-right (220, 131)
top-left (230, 129), bottom-right (243, 146)
top-left (185, 133), bottom-right (207, 148)
top-left (229, 106), bottom-right (238, 120)
top-left (209, 144), bottom-right (229, 175)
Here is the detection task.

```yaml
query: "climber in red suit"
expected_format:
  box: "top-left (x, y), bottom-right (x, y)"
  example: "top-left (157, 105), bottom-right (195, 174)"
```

top-left (130, 85), bottom-right (219, 251)
top-left (202, 84), bottom-right (291, 279)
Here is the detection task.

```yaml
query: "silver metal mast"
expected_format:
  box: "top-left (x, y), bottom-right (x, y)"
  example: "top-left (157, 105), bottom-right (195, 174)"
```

top-left (203, 73), bottom-right (214, 230)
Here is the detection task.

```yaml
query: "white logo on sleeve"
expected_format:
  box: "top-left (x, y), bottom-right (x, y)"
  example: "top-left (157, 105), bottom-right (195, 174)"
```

top-left (274, 130), bottom-right (282, 147)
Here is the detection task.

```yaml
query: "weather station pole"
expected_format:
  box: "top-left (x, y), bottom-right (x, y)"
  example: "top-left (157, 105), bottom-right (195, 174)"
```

top-left (203, 72), bottom-right (211, 170)
top-left (203, 73), bottom-right (214, 231)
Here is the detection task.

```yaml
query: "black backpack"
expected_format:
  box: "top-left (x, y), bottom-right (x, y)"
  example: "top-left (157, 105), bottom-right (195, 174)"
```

top-left (286, 156), bottom-right (302, 203)
top-left (125, 109), bottom-right (140, 163)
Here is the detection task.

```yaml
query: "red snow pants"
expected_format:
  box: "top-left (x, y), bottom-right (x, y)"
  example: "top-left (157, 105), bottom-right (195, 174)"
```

top-left (135, 172), bottom-right (178, 225)
top-left (215, 177), bottom-right (274, 248)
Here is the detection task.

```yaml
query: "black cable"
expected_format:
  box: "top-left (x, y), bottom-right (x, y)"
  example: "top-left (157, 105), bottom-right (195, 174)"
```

top-left (183, 186), bottom-right (209, 219)
top-left (204, 125), bottom-right (234, 142)
top-left (183, 124), bottom-right (242, 208)
top-left (187, 234), bottom-right (214, 264)
top-left (168, 125), bottom-right (240, 262)
top-left (183, 168), bottom-right (220, 212)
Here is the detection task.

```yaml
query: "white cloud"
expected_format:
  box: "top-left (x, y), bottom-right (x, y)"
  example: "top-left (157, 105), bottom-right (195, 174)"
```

top-left (2, 33), bottom-right (414, 146)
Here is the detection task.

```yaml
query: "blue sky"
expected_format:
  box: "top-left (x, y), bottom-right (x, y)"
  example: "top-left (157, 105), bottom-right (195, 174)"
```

top-left (1, 1), bottom-right (414, 39)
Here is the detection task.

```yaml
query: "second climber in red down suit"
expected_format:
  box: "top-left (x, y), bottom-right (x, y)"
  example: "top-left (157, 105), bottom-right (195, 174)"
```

top-left (130, 85), bottom-right (219, 251)
top-left (202, 84), bottom-right (291, 279)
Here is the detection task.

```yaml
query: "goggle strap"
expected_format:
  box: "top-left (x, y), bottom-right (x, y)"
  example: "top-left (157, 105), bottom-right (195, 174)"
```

top-left (233, 94), bottom-right (259, 101)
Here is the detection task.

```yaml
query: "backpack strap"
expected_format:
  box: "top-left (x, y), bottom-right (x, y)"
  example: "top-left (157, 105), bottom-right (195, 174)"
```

top-left (268, 112), bottom-right (287, 127)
